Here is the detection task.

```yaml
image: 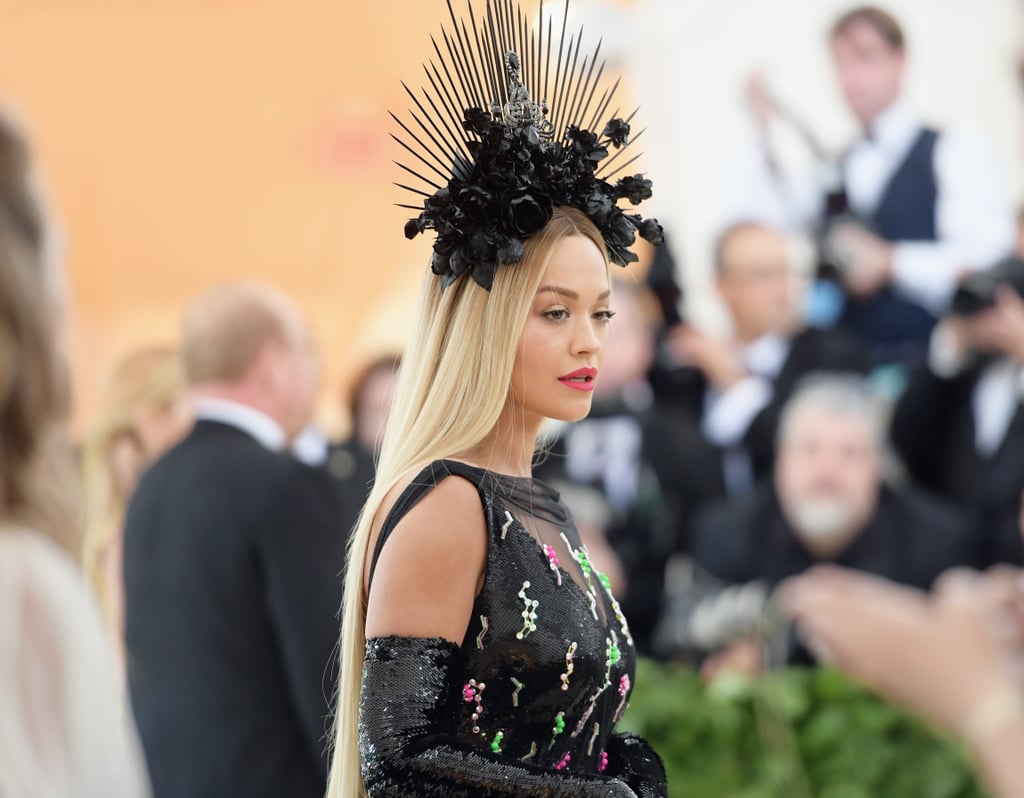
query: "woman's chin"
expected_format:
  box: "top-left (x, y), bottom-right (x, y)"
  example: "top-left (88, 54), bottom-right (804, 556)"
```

top-left (547, 397), bottom-right (594, 423)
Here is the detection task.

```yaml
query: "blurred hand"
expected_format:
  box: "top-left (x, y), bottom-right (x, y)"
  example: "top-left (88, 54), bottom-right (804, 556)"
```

top-left (701, 637), bottom-right (762, 682)
top-left (934, 566), bottom-right (1024, 687)
top-left (746, 70), bottom-right (777, 129)
top-left (966, 287), bottom-right (1024, 364)
top-left (933, 317), bottom-right (971, 366)
top-left (828, 222), bottom-right (893, 298)
top-left (667, 326), bottom-right (746, 391)
top-left (778, 565), bottom-right (1016, 736)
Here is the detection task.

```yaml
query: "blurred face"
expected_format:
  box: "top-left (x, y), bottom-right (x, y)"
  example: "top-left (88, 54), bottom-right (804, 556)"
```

top-left (831, 21), bottom-right (905, 126)
top-left (268, 317), bottom-right (321, 439)
top-left (776, 408), bottom-right (880, 555)
top-left (134, 391), bottom-right (193, 459)
top-left (355, 366), bottom-right (398, 454)
top-left (716, 227), bottom-right (794, 341)
top-left (510, 234), bottom-right (610, 425)
top-left (594, 285), bottom-right (655, 397)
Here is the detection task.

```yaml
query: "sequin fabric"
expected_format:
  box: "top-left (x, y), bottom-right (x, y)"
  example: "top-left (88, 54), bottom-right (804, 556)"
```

top-left (359, 460), bottom-right (667, 796)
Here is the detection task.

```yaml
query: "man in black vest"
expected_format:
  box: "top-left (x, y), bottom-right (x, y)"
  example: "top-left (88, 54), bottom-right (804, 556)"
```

top-left (124, 283), bottom-right (347, 798)
top-left (736, 6), bottom-right (1013, 365)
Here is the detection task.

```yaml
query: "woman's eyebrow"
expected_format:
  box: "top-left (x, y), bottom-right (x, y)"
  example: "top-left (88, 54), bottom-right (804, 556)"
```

top-left (537, 285), bottom-right (611, 301)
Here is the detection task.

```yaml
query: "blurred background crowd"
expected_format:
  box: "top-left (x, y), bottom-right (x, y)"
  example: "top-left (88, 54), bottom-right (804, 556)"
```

top-left (6, 0), bottom-right (1024, 796)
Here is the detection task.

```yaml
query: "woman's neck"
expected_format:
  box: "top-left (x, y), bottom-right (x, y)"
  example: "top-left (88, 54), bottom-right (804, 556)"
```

top-left (456, 403), bottom-right (542, 478)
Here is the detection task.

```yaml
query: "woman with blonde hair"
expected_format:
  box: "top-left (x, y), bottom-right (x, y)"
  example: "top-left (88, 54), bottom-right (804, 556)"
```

top-left (328, 3), bottom-right (666, 795)
top-left (81, 345), bottom-right (191, 647)
top-left (0, 109), bottom-right (150, 796)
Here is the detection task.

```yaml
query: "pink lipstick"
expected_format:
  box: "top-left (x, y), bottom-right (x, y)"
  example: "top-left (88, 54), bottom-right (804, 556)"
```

top-left (558, 367), bottom-right (598, 392)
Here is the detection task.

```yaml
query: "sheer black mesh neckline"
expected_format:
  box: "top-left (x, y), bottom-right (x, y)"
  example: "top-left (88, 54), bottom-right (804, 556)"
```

top-left (370, 459), bottom-right (608, 625)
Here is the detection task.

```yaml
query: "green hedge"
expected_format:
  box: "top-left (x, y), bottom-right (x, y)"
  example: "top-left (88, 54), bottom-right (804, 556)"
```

top-left (619, 659), bottom-right (987, 798)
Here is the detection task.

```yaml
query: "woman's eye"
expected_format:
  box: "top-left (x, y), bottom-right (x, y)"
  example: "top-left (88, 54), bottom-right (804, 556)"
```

top-left (594, 310), bottom-right (616, 323)
top-left (544, 309), bottom-right (569, 321)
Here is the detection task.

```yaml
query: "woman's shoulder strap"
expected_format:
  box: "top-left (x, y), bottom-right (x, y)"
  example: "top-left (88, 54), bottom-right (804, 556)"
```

top-left (367, 460), bottom-right (489, 588)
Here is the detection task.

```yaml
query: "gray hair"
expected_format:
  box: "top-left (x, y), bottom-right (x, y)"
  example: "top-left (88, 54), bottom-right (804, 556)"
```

top-left (777, 374), bottom-right (882, 449)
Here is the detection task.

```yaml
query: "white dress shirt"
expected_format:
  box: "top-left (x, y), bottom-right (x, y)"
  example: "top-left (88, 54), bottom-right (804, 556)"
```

top-left (702, 332), bottom-right (791, 448)
top-left (194, 397), bottom-right (287, 453)
top-left (717, 99), bottom-right (1014, 316)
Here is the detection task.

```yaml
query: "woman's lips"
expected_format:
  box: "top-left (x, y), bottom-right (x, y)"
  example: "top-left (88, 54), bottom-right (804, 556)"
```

top-left (558, 367), bottom-right (598, 392)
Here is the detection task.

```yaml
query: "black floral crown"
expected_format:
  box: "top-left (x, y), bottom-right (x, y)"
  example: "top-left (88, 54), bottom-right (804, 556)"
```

top-left (396, 0), bottom-right (663, 291)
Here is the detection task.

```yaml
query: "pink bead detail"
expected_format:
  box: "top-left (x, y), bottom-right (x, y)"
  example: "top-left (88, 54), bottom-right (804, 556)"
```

top-left (463, 684), bottom-right (474, 702)
top-left (555, 752), bottom-right (571, 771)
top-left (543, 544), bottom-right (562, 585)
top-left (618, 675), bottom-right (631, 696)
top-left (599, 751), bottom-right (609, 772)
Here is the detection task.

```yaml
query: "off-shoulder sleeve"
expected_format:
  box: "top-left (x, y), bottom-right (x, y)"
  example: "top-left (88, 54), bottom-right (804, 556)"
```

top-left (359, 635), bottom-right (638, 797)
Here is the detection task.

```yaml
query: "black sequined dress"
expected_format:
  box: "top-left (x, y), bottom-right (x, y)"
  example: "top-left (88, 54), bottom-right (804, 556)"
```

top-left (359, 460), bottom-right (667, 796)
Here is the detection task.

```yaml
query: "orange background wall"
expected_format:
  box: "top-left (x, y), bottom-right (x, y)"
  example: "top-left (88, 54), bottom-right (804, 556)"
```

top-left (2, 0), bottom-right (462, 435)
top-left (3, 0), bottom-right (642, 436)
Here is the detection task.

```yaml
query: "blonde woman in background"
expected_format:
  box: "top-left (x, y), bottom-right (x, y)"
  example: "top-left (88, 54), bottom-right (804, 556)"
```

top-left (81, 345), bottom-right (192, 654)
top-left (0, 108), bottom-right (150, 796)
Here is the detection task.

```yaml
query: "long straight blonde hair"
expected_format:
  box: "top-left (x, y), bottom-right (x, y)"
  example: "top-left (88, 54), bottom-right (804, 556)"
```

top-left (327, 206), bottom-right (608, 797)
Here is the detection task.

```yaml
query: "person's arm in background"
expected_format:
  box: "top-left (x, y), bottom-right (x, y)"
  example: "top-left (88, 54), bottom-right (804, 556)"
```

top-left (780, 565), bottom-right (1024, 798)
top-left (713, 73), bottom-right (824, 234)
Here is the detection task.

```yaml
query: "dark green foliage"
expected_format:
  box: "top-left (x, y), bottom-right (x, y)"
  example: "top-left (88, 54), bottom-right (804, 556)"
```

top-left (620, 659), bottom-right (987, 798)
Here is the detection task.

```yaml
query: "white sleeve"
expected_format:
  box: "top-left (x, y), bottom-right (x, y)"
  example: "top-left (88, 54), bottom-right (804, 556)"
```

top-left (714, 132), bottom-right (822, 234)
top-left (0, 531), bottom-right (151, 798)
top-left (890, 127), bottom-right (1015, 316)
top-left (702, 375), bottom-right (774, 447)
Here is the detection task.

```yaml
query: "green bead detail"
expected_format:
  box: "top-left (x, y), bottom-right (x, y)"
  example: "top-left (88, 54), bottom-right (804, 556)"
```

top-left (490, 731), bottom-right (504, 753)
top-left (610, 644), bottom-right (621, 665)
top-left (599, 573), bottom-right (612, 592)
top-left (553, 712), bottom-right (565, 736)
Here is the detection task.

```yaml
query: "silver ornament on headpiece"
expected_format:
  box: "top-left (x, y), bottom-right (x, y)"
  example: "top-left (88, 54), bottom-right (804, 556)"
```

top-left (492, 51), bottom-right (554, 140)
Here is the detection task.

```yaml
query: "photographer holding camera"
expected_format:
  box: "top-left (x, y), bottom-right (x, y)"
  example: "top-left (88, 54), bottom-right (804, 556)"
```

top-left (891, 256), bottom-right (1024, 567)
top-left (727, 6), bottom-right (1013, 366)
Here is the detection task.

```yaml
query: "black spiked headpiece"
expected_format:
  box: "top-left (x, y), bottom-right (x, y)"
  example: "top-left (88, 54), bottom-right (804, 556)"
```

top-left (396, 0), bottom-right (663, 290)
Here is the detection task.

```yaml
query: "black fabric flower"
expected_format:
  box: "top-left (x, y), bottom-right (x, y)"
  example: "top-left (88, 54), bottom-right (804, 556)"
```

top-left (638, 217), bottom-right (665, 246)
top-left (602, 118), bottom-right (630, 148)
top-left (501, 188), bottom-right (553, 237)
top-left (402, 101), bottom-right (661, 284)
top-left (404, 218), bottom-right (424, 240)
top-left (566, 126), bottom-right (609, 163)
top-left (463, 107), bottom-right (493, 136)
top-left (616, 175), bottom-right (653, 206)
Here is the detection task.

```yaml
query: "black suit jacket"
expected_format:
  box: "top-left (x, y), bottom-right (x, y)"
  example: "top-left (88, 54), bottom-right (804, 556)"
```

top-left (891, 363), bottom-right (1024, 565)
top-left (124, 420), bottom-right (348, 798)
top-left (646, 327), bottom-right (869, 549)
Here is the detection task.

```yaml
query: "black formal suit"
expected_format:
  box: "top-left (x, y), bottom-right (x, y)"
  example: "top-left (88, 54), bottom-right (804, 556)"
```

top-left (124, 419), bottom-right (348, 798)
top-left (646, 326), bottom-right (869, 550)
top-left (891, 362), bottom-right (1024, 565)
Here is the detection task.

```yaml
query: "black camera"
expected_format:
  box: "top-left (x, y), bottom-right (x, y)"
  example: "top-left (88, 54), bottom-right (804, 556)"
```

top-left (950, 255), bottom-right (1024, 317)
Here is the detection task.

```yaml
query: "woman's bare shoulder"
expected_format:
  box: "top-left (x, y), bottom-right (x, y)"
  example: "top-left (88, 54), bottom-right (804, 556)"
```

top-left (363, 462), bottom-right (489, 642)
